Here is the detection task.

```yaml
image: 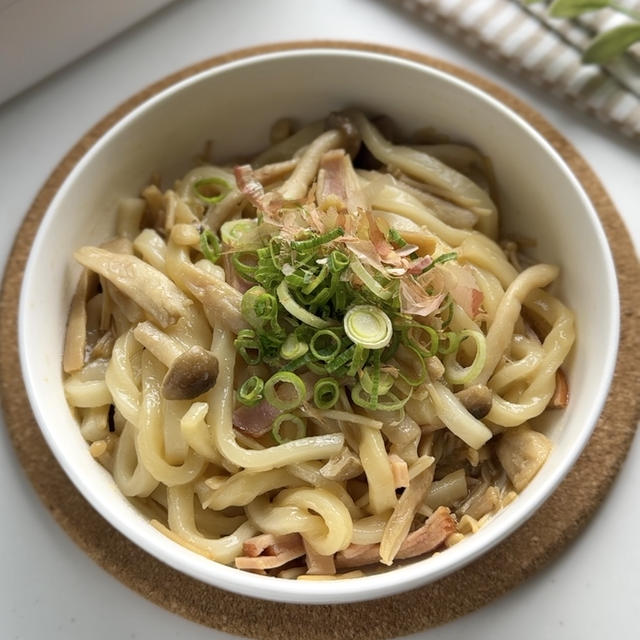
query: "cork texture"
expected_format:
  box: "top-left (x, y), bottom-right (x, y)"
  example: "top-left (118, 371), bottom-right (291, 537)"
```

top-left (1, 42), bottom-right (639, 640)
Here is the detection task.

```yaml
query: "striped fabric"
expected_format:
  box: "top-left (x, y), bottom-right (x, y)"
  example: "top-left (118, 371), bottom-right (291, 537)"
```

top-left (391, 0), bottom-right (640, 140)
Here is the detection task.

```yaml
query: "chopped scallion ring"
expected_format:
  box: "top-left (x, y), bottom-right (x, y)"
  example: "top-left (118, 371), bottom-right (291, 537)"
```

top-left (233, 329), bottom-right (262, 365)
top-left (276, 280), bottom-right (331, 329)
top-left (309, 330), bottom-right (341, 362)
top-left (313, 377), bottom-right (340, 409)
top-left (193, 176), bottom-right (230, 204)
top-left (220, 219), bottom-right (258, 248)
top-left (291, 228), bottom-right (344, 252)
top-left (264, 371), bottom-right (306, 410)
top-left (444, 329), bottom-right (486, 385)
top-left (280, 334), bottom-right (309, 361)
top-left (237, 376), bottom-right (264, 406)
top-left (199, 229), bottom-right (221, 263)
top-left (271, 413), bottom-right (306, 444)
top-left (349, 260), bottom-right (393, 300)
top-left (344, 305), bottom-right (393, 350)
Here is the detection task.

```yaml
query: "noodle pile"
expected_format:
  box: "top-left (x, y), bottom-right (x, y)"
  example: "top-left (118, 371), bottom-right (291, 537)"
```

top-left (62, 111), bottom-right (574, 579)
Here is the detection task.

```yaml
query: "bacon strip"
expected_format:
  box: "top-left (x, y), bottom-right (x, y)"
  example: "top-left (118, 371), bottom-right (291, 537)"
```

top-left (303, 539), bottom-right (336, 575)
top-left (335, 506), bottom-right (456, 569)
top-left (232, 399), bottom-right (280, 438)
top-left (388, 454), bottom-right (410, 489)
top-left (235, 533), bottom-right (305, 570)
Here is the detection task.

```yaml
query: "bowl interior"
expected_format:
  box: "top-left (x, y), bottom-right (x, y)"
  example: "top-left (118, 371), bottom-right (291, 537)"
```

top-left (18, 48), bottom-right (619, 604)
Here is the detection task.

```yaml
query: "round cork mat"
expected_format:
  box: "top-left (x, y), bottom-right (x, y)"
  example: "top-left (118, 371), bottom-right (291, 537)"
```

top-left (1, 42), bottom-right (639, 640)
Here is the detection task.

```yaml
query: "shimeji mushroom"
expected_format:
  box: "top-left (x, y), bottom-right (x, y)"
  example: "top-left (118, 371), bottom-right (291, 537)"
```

top-left (133, 321), bottom-right (218, 401)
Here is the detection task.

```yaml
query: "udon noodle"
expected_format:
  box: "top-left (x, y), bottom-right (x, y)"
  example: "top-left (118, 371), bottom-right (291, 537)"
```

top-left (63, 111), bottom-right (574, 578)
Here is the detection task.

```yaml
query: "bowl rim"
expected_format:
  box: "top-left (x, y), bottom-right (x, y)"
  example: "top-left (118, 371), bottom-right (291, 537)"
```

top-left (18, 45), bottom-right (620, 604)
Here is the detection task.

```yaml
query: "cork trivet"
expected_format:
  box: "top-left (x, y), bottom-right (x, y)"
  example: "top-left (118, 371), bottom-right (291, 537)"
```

top-left (1, 42), bottom-right (639, 640)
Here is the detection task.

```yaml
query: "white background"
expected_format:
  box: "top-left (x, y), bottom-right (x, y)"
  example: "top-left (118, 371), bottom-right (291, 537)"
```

top-left (1, 1), bottom-right (638, 639)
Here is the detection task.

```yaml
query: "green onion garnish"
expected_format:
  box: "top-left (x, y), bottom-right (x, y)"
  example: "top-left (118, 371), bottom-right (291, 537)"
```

top-left (360, 367), bottom-right (394, 396)
top-left (234, 329), bottom-right (262, 365)
top-left (220, 219), bottom-right (258, 248)
top-left (276, 280), bottom-right (331, 329)
top-left (271, 413), bottom-right (306, 444)
top-left (350, 385), bottom-right (409, 411)
top-left (199, 229), bottom-right (221, 263)
top-left (241, 286), bottom-right (281, 334)
top-left (388, 228), bottom-right (407, 248)
top-left (193, 176), bottom-right (230, 204)
top-left (313, 377), bottom-right (340, 409)
top-left (438, 331), bottom-right (463, 355)
top-left (349, 260), bottom-right (394, 300)
top-left (290, 228), bottom-right (344, 252)
top-left (309, 329), bottom-right (342, 362)
top-left (232, 251), bottom-right (258, 281)
top-left (329, 250), bottom-right (350, 273)
top-left (263, 371), bottom-right (306, 410)
top-left (344, 305), bottom-right (393, 350)
top-left (280, 334), bottom-right (309, 361)
top-left (422, 251), bottom-right (458, 273)
top-left (237, 376), bottom-right (264, 406)
top-left (444, 329), bottom-right (486, 385)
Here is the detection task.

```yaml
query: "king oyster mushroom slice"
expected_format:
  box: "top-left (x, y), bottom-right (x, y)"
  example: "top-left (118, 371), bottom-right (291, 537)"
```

top-left (74, 246), bottom-right (191, 329)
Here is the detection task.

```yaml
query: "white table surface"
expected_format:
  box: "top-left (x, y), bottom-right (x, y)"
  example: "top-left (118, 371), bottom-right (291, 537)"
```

top-left (1, 1), bottom-right (638, 639)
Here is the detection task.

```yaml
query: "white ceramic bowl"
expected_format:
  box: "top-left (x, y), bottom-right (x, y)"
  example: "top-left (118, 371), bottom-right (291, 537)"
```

top-left (19, 47), bottom-right (619, 604)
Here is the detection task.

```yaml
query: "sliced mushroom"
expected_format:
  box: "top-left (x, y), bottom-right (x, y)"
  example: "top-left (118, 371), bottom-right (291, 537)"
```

top-left (161, 345), bottom-right (219, 400)
top-left (548, 369), bottom-right (569, 409)
top-left (455, 384), bottom-right (493, 419)
top-left (63, 269), bottom-right (94, 373)
top-left (496, 427), bottom-right (552, 492)
top-left (319, 447), bottom-right (363, 482)
top-left (74, 246), bottom-right (191, 328)
top-left (326, 112), bottom-right (361, 158)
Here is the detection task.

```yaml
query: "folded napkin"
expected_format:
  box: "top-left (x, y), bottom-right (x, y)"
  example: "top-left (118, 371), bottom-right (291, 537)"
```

top-left (391, 0), bottom-right (640, 140)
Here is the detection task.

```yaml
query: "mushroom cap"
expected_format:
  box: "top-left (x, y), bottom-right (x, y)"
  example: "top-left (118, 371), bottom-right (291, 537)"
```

top-left (161, 345), bottom-right (219, 400)
top-left (455, 384), bottom-right (493, 420)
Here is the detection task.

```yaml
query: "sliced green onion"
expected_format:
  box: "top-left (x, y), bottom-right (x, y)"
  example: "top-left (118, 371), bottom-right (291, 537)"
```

top-left (438, 331), bottom-right (463, 355)
top-left (313, 378), bottom-right (340, 409)
top-left (329, 250), bottom-right (350, 273)
top-left (347, 343), bottom-right (369, 377)
top-left (234, 329), bottom-right (261, 365)
top-left (361, 367), bottom-right (394, 396)
top-left (276, 280), bottom-right (331, 329)
top-left (444, 329), bottom-right (486, 386)
top-left (302, 264), bottom-right (329, 295)
top-left (220, 219), bottom-right (258, 248)
top-left (193, 176), bottom-right (230, 204)
top-left (309, 330), bottom-right (341, 362)
top-left (291, 228), bottom-right (344, 252)
top-left (199, 229), bottom-right (221, 263)
top-left (408, 324), bottom-right (439, 357)
top-left (241, 286), bottom-right (280, 333)
top-left (325, 344), bottom-right (355, 374)
top-left (344, 305), bottom-right (393, 350)
top-left (280, 334), bottom-right (309, 361)
top-left (422, 251), bottom-right (458, 273)
top-left (349, 260), bottom-right (393, 300)
top-left (396, 340), bottom-right (428, 386)
top-left (232, 251), bottom-right (258, 281)
top-left (271, 413), bottom-right (306, 444)
top-left (237, 376), bottom-right (264, 407)
top-left (264, 371), bottom-right (306, 410)
top-left (350, 384), bottom-right (410, 411)
top-left (388, 228), bottom-right (407, 248)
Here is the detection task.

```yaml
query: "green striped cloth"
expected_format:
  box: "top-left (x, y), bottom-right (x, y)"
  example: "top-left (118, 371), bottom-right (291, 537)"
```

top-left (391, 0), bottom-right (640, 140)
